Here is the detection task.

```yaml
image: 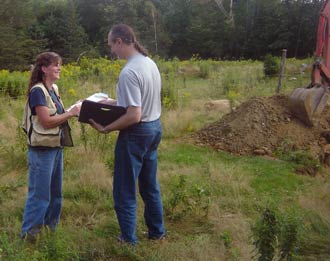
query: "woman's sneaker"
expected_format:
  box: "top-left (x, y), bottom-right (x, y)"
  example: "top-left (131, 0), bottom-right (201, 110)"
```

top-left (117, 235), bottom-right (137, 246)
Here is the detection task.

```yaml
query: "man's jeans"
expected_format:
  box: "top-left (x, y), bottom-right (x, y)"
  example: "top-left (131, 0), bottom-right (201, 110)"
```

top-left (114, 119), bottom-right (165, 243)
top-left (21, 147), bottom-right (63, 237)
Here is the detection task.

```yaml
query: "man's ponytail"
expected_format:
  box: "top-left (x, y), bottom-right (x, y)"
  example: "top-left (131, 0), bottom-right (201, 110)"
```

top-left (134, 41), bottom-right (148, 56)
top-left (110, 24), bottom-right (148, 56)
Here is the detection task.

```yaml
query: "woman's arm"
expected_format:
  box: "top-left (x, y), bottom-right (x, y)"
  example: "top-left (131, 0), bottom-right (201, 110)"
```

top-left (36, 104), bottom-right (81, 129)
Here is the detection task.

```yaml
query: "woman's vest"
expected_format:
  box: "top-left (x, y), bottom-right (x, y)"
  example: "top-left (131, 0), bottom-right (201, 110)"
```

top-left (22, 83), bottom-right (73, 147)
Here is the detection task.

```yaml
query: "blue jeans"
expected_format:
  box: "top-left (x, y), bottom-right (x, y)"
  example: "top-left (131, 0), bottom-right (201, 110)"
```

top-left (21, 147), bottom-right (63, 237)
top-left (114, 119), bottom-right (165, 243)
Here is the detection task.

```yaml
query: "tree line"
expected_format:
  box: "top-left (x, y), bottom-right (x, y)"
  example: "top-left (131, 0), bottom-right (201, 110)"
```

top-left (0, 0), bottom-right (325, 71)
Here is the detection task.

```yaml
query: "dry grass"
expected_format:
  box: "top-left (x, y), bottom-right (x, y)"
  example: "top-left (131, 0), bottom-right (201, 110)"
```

top-left (162, 98), bottom-right (225, 139)
top-left (0, 121), bottom-right (6, 134)
top-left (209, 205), bottom-right (254, 260)
top-left (148, 234), bottom-right (227, 261)
top-left (0, 169), bottom-right (26, 236)
top-left (0, 114), bottom-right (19, 142)
top-left (209, 161), bottom-right (254, 210)
top-left (0, 60), bottom-right (329, 260)
top-left (65, 145), bottom-right (112, 190)
top-left (61, 201), bottom-right (108, 228)
top-left (162, 109), bottom-right (196, 138)
top-left (298, 177), bottom-right (330, 223)
top-left (206, 161), bottom-right (255, 259)
top-left (0, 169), bottom-right (23, 184)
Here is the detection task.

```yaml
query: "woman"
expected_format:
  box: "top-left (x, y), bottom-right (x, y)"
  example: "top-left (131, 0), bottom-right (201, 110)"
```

top-left (21, 52), bottom-right (80, 241)
top-left (89, 24), bottom-right (166, 244)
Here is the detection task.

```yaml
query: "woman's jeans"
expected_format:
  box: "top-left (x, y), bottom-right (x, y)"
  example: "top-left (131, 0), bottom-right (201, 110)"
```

top-left (114, 119), bottom-right (165, 243)
top-left (21, 147), bottom-right (63, 237)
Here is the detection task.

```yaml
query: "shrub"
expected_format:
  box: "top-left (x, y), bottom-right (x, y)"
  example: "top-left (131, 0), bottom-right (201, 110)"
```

top-left (198, 60), bottom-right (211, 79)
top-left (0, 70), bottom-right (28, 98)
top-left (252, 207), bottom-right (279, 261)
top-left (252, 207), bottom-right (303, 260)
top-left (279, 212), bottom-right (301, 260)
top-left (263, 54), bottom-right (279, 77)
top-left (163, 175), bottom-right (210, 221)
top-left (161, 71), bottom-right (179, 109)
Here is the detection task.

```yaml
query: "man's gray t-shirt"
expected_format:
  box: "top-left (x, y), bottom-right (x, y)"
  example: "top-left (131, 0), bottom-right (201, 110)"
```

top-left (116, 53), bottom-right (161, 122)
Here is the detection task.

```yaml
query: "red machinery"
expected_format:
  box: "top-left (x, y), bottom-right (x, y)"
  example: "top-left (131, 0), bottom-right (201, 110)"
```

top-left (290, 0), bottom-right (330, 126)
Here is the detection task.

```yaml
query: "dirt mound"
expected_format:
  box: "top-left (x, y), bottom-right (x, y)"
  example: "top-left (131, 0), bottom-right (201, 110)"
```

top-left (196, 95), bottom-right (330, 166)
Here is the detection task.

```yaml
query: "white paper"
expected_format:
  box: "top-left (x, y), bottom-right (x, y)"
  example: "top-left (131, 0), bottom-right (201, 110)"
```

top-left (66, 92), bottom-right (115, 112)
top-left (86, 92), bottom-right (109, 102)
top-left (66, 101), bottom-right (82, 112)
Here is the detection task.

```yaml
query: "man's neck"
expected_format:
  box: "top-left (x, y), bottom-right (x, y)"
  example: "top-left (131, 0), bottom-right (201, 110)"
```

top-left (125, 46), bottom-right (139, 60)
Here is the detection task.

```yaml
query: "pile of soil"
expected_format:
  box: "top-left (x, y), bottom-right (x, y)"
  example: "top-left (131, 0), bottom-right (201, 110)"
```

top-left (195, 95), bottom-right (330, 171)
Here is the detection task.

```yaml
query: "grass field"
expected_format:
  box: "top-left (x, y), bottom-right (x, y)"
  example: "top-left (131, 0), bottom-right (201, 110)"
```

top-left (0, 57), bottom-right (330, 260)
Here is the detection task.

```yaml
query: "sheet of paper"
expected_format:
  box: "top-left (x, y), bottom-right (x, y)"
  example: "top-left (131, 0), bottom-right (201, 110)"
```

top-left (66, 101), bottom-right (82, 112)
top-left (86, 92), bottom-right (109, 102)
top-left (66, 92), bottom-right (115, 112)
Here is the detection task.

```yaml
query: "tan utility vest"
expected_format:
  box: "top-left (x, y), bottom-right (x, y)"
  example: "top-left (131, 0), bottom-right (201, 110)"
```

top-left (22, 83), bottom-right (72, 147)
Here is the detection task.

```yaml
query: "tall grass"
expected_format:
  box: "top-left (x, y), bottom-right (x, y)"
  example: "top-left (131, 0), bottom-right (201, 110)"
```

top-left (0, 57), bottom-right (329, 260)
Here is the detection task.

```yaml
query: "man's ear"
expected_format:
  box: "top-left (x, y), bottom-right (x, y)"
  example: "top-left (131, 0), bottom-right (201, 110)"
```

top-left (116, 38), bottom-right (123, 46)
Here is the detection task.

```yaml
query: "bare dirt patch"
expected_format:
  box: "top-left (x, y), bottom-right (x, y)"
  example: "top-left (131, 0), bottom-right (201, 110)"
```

top-left (195, 95), bottom-right (330, 173)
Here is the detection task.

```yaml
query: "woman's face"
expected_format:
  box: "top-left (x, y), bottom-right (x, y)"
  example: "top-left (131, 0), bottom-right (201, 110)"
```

top-left (42, 61), bottom-right (61, 82)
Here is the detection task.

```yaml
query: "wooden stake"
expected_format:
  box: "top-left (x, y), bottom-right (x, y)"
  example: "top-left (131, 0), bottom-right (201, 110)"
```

top-left (277, 49), bottom-right (287, 93)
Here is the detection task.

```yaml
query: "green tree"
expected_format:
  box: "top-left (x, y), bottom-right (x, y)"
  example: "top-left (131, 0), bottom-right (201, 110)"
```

top-left (0, 0), bottom-right (326, 69)
top-left (101, 0), bottom-right (169, 56)
top-left (0, 0), bottom-right (45, 70)
top-left (36, 0), bottom-right (91, 63)
top-left (160, 0), bottom-right (194, 58)
top-left (75, 0), bottom-right (109, 55)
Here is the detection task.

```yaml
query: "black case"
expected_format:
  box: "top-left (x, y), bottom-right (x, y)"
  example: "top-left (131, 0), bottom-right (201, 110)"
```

top-left (78, 100), bottom-right (126, 126)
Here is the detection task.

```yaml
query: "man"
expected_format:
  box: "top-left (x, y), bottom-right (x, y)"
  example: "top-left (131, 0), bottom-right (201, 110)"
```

top-left (89, 24), bottom-right (165, 244)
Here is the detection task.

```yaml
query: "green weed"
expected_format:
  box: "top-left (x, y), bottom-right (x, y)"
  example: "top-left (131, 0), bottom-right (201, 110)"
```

top-left (198, 60), bottom-right (212, 79)
top-left (63, 184), bottom-right (103, 203)
top-left (263, 54), bottom-right (280, 77)
top-left (274, 139), bottom-right (321, 176)
top-left (252, 207), bottom-right (279, 261)
top-left (163, 174), bottom-right (211, 221)
top-left (161, 71), bottom-right (179, 109)
top-left (278, 210), bottom-right (302, 260)
top-left (220, 230), bottom-right (232, 248)
top-left (0, 70), bottom-right (28, 98)
top-left (298, 213), bottom-right (330, 259)
top-left (0, 58), bottom-right (328, 260)
top-left (252, 206), bottom-right (304, 261)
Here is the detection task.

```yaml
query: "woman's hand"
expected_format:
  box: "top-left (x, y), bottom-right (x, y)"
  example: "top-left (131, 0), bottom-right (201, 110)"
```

top-left (69, 103), bottom-right (81, 117)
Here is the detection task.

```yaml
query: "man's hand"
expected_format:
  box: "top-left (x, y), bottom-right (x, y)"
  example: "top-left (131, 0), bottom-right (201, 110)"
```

top-left (99, 98), bottom-right (117, 105)
top-left (88, 119), bottom-right (108, 134)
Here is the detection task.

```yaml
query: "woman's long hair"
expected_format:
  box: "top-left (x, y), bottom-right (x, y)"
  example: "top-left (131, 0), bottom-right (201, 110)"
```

top-left (27, 52), bottom-right (62, 96)
top-left (109, 24), bottom-right (148, 56)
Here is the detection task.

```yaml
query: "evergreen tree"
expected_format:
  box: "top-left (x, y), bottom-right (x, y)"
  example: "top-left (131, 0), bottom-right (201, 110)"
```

top-left (160, 0), bottom-right (194, 58)
top-left (36, 0), bottom-right (91, 63)
top-left (75, 0), bottom-right (109, 55)
top-left (0, 0), bottom-right (326, 70)
top-left (0, 0), bottom-right (44, 70)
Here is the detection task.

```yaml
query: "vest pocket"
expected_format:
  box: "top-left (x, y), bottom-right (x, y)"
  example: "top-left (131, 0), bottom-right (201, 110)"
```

top-left (30, 120), bottom-right (61, 147)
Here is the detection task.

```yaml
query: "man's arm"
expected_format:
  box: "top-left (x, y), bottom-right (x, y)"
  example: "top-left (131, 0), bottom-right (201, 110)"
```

top-left (89, 106), bottom-right (141, 134)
